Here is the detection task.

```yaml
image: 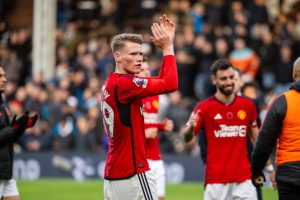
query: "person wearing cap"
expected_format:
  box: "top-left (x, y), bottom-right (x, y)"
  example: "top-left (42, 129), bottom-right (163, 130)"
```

top-left (251, 57), bottom-right (300, 199)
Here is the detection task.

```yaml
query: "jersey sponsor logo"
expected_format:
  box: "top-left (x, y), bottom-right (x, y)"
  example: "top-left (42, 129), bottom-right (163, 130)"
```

top-left (144, 113), bottom-right (159, 124)
top-left (214, 113), bottom-right (222, 120)
top-left (214, 124), bottom-right (247, 138)
top-left (133, 78), bottom-right (148, 88)
top-left (152, 100), bottom-right (159, 109)
top-left (237, 110), bottom-right (246, 120)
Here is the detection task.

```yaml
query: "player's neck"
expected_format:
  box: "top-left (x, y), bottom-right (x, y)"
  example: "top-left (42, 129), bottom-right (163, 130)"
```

top-left (215, 92), bottom-right (235, 105)
top-left (115, 66), bottom-right (126, 74)
top-left (115, 65), bottom-right (135, 75)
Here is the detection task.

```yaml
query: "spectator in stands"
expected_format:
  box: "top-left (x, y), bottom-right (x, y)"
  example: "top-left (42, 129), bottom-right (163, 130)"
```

top-left (214, 37), bottom-right (230, 59)
top-left (19, 120), bottom-right (53, 151)
top-left (0, 49), bottom-right (22, 84)
top-left (190, 3), bottom-right (205, 35)
top-left (87, 106), bottom-right (106, 152)
top-left (274, 45), bottom-right (294, 94)
top-left (74, 115), bottom-right (98, 152)
top-left (229, 37), bottom-right (260, 83)
top-left (258, 28), bottom-right (279, 90)
top-left (52, 113), bottom-right (75, 150)
top-left (57, 21), bottom-right (83, 58)
top-left (165, 91), bottom-right (191, 132)
top-left (246, 0), bottom-right (269, 25)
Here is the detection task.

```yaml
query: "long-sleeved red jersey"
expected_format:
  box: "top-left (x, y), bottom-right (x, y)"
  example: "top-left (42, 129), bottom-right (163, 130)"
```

top-left (100, 55), bottom-right (177, 180)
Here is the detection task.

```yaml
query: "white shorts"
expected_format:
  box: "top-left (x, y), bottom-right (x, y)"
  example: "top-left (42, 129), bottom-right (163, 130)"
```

top-left (204, 180), bottom-right (257, 200)
top-left (146, 159), bottom-right (166, 197)
top-left (104, 171), bottom-right (157, 200)
top-left (0, 179), bottom-right (19, 198)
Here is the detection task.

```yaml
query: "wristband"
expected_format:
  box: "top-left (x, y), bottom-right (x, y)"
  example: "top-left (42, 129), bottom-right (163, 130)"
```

top-left (265, 164), bottom-right (274, 172)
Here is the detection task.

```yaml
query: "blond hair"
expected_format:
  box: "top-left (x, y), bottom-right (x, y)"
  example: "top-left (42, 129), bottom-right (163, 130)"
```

top-left (111, 33), bottom-right (143, 53)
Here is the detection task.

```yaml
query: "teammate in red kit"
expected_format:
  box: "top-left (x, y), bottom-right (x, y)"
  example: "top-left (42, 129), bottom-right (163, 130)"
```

top-left (139, 56), bottom-right (174, 200)
top-left (100, 15), bottom-right (177, 200)
top-left (183, 59), bottom-right (262, 200)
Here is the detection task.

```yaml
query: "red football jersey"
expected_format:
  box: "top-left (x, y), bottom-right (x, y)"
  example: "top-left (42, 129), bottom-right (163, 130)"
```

top-left (100, 55), bottom-right (177, 180)
top-left (193, 95), bottom-right (258, 184)
top-left (142, 95), bottom-right (164, 160)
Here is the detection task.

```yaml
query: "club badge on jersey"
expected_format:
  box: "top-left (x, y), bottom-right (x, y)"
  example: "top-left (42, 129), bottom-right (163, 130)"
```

top-left (133, 78), bottom-right (148, 88)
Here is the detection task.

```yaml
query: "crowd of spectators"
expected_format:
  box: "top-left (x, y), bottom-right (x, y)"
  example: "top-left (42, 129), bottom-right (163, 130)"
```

top-left (0, 0), bottom-right (300, 156)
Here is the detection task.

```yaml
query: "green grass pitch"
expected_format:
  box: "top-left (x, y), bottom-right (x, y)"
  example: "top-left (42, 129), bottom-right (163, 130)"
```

top-left (18, 178), bottom-right (278, 200)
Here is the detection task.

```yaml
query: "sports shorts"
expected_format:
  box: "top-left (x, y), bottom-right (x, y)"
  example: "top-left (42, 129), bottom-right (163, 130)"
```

top-left (0, 179), bottom-right (19, 198)
top-left (104, 171), bottom-right (157, 200)
top-left (146, 159), bottom-right (166, 197)
top-left (204, 180), bottom-right (257, 200)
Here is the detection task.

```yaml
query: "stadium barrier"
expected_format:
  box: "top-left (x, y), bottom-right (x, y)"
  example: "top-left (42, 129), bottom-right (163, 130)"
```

top-left (14, 152), bottom-right (205, 183)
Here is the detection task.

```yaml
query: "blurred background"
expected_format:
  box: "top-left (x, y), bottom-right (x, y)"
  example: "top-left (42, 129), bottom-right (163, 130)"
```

top-left (0, 0), bottom-right (299, 185)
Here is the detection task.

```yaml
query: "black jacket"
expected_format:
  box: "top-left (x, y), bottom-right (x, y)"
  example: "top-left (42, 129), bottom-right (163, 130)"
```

top-left (251, 81), bottom-right (300, 186)
top-left (0, 97), bottom-right (21, 180)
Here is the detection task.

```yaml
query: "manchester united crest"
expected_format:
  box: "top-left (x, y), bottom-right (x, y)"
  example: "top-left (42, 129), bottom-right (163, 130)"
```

top-left (152, 100), bottom-right (159, 109)
top-left (237, 110), bottom-right (246, 120)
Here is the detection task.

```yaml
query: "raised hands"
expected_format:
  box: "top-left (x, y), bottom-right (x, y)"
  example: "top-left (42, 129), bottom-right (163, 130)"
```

top-left (183, 110), bottom-right (200, 143)
top-left (159, 15), bottom-right (175, 43)
top-left (26, 113), bottom-right (38, 128)
top-left (151, 15), bottom-right (175, 55)
top-left (188, 110), bottom-right (200, 128)
top-left (11, 112), bottom-right (38, 134)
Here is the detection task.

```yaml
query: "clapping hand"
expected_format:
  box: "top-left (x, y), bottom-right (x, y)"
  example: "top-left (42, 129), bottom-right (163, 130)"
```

top-left (151, 15), bottom-right (175, 55)
top-left (159, 15), bottom-right (175, 43)
top-left (11, 112), bottom-right (38, 134)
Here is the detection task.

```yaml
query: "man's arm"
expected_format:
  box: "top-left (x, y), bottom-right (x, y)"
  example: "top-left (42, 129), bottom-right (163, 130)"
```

top-left (251, 95), bottom-right (286, 174)
top-left (249, 126), bottom-right (274, 168)
top-left (249, 126), bottom-right (274, 167)
top-left (183, 125), bottom-right (195, 143)
top-left (145, 127), bottom-right (159, 139)
top-left (0, 114), bottom-right (28, 145)
top-left (144, 118), bottom-right (173, 139)
top-left (0, 127), bottom-right (19, 146)
top-left (249, 124), bottom-right (276, 188)
top-left (249, 125), bottom-right (258, 146)
top-left (118, 15), bottom-right (178, 102)
top-left (153, 15), bottom-right (176, 87)
top-left (0, 113), bottom-right (39, 146)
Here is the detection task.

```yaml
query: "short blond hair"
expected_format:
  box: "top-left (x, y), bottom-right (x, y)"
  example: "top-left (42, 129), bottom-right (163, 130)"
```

top-left (110, 33), bottom-right (143, 53)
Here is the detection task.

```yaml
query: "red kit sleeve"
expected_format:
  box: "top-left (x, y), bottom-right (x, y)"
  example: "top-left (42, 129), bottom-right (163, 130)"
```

top-left (117, 55), bottom-right (178, 103)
